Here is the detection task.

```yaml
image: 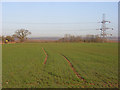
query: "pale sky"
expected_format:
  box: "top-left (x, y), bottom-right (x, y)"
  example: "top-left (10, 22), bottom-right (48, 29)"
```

top-left (2, 2), bottom-right (118, 37)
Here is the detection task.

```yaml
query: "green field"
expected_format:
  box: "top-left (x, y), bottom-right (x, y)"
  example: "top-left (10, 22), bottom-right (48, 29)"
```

top-left (2, 43), bottom-right (118, 88)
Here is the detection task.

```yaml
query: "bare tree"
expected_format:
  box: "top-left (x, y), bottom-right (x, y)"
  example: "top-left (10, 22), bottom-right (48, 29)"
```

top-left (59, 34), bottom-right (103, 43)
top-left (13, 29), bottom-right (31, 42)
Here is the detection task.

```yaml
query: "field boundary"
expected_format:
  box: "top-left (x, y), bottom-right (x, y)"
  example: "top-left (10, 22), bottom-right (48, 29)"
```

top-left (42, 48), bottom-right (48, 64)
top-left (61, 54), bottom-right (87, 82)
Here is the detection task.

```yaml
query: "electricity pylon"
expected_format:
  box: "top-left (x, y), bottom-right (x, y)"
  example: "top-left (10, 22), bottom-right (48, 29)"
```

top-left (96, 14), bottom-right (113, 42)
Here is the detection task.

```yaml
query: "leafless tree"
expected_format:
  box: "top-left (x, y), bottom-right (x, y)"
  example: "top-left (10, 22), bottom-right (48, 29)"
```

top-left (13, 29), bottom-right (31, 42)
top-left (59, 34), bottom-right (102, 42)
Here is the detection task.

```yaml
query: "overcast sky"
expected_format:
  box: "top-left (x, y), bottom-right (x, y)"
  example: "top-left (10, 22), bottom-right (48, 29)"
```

top-left (2, 2), bottom-right (118, 37)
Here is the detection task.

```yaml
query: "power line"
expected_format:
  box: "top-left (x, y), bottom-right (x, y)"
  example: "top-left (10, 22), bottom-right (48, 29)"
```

top-left (3, 22), bottom-right (98, 24)
top-left (35, 29), bottom-right (97, 31)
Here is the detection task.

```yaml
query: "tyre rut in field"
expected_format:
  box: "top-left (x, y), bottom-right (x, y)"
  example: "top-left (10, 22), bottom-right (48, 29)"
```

top-left (61, 54), bottom-right (87, 82)
top-left (42, 48), bottom-right (48, 64)
top-left (60, 54), bottom-right (111, 87)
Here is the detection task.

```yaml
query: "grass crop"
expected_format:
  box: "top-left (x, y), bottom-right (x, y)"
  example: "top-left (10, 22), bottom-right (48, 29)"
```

top-left (2, 43), bottom-right (118, 88)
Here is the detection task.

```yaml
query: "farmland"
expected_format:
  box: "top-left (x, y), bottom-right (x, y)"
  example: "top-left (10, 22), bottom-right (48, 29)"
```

top-left (2, 43), bottom-right (118, 88)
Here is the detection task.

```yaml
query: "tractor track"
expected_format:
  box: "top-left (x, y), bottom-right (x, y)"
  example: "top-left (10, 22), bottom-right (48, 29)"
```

top-left (61, 54), bottom-right (87, 82)
top-left (60, 54), bottom-right (113, 87)
top-left (42, 48), bottom-right (48, 64)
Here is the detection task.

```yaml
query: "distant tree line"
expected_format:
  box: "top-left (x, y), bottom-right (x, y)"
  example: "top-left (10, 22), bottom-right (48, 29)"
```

top-left (1, 29), bottom-right (31, 43)
top-left (58, 34), bottom-right (105, 43)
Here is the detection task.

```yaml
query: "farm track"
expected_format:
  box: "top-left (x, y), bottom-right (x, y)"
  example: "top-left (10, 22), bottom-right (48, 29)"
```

top-left (60, 54), bottom-right (87, 82)
top-left (42, 48), bottom-right (48, 64)
top-left (60, 54), bottom-right (114, 88)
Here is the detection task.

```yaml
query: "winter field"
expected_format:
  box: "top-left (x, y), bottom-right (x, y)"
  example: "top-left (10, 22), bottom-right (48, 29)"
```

top-left (2, 43), bottom-right (118, 88)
